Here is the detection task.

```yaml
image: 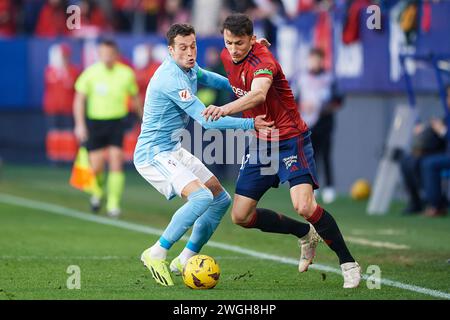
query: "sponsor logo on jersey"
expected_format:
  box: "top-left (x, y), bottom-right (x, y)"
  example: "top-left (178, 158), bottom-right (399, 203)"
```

top-left (178, 89), bottom-right (192, 101)
top-left (231, 85), bottom-right (248, 98)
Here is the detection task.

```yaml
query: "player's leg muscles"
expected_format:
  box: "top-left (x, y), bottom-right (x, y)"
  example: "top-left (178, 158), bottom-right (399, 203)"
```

top-left (232, 194), bottom-right (310, 238)
top-left (204, 176), bottom-right (225, 196)
top-left (231, 194), bottom-right (257, 226)
top-left (157, 179), bottom-right (213, 255)
top-left (290, 183), bottom-right (355, 264)
top-left (178, 177), bottom-right (231, 264)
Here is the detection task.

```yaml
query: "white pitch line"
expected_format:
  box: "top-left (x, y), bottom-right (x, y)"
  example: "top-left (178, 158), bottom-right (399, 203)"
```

top-left (0, 193), bottom-right (449, 300)
top-left (345, 236), bottom-right (410, 250)
top-left (0, 256), bottom-right (130, 260)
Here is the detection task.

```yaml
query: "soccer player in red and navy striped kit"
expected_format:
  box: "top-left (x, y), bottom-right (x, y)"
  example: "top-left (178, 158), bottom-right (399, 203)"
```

top-left (202, 13), bottom-right (361, 288)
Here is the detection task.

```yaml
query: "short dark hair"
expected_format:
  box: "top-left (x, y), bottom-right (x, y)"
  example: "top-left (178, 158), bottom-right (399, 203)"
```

top-left (166, 24), bottom-right (196, 46)
top-left (221, 13), bottom-right (253, 36)
top-left (309, 47), bottom-right (325, 59)
top-left (98, 39), bottom-right (118, 51)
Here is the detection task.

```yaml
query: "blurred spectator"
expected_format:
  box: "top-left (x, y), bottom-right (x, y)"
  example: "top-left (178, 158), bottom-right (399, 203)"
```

top-left (132, 44), bottom-right (160, 104)
top-left (223, 0), bottom-right (255, 14)
top-left (420, 85), bottom-right (450, 217)
top-left (0, 0), bottom-right (17, 37)
top-left (250, 0), bottom-right (286, 44)
top-left (19, 0), bottom-right (46, 34)
top-left (298, 47), bottom-right (343, 204)
top-left (191, 0), bottom-right (223, 36)
top-left (158, 0), bottom-right (190, 36)
top-left (70, 0), bottom-right (111, 38)
top-left (35, 0), bottom-right (68, 37)
top-left (44, 43), bottom-right (80, 117)
top-left (113, 0), bottom-right (163, 34)
top-left (399, 120), bottom-right (446, 215)
top-left (44, 43), bottom-right (80, 163)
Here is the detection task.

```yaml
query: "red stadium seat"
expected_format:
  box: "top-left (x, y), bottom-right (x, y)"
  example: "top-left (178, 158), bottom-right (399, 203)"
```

top-left (46, 130), bottom-right (78, 162)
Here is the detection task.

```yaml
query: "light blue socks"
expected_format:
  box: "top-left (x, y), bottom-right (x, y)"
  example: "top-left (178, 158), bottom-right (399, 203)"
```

top-left (159, 188), bottom-right (213, 249)
top-left (185, 190), bottom-right (232, 252)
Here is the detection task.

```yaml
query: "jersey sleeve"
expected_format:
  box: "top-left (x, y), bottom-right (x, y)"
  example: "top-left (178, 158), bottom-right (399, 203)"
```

top-left (196, 66), bottom-right (232, 92)
top-left (165, 75), bottom-right (254, 131)
top-left (184, 98), bottom-right (254, 131)
top-left (74, 68), bottom-right (90, 95)
top-left (251, 51), bottom-right (277, 81)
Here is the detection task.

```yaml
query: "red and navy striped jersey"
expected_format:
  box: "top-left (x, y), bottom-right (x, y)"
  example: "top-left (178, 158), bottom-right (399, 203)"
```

top-left (220, 42), bottom-right (308, 141)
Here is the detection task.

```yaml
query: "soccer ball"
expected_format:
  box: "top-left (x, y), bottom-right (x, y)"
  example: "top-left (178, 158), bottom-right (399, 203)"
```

top-left (350, 179), bottom-right (371, 200)
top-left (182, 254), bottom-right (220, 289)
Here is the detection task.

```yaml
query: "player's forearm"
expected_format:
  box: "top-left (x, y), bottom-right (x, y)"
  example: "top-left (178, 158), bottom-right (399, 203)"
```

top-left (186, 98), bottom-right (254, 130)
top-left (202, 114), bottom-right (254, 130)
top-left (198, 68), bottom-right (232, 92)
top-left (223, 89), bottom-right (266, 115)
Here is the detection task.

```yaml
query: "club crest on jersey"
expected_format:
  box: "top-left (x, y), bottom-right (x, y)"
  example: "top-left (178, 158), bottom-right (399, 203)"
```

top-left (282, 155), bottom-right (298, 171)
top-left (167, 159), bottom-right (177, 168)
top-left (178, 89), bottom-right (192, 101)
top-left (241, 71), bottom-right (246, 86)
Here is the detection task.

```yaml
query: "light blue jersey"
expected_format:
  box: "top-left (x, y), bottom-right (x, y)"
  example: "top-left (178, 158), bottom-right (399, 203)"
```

top-left (133, 56), bottom-right (254, 167)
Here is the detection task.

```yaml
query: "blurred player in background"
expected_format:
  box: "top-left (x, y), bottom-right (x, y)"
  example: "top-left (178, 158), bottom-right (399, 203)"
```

top-left (73, 39), bottom-right (141, 218)
top-left (202, 13), bottom-right (361, 288)
top-left (134, 24), bottom-right (273, 286)
top-left (298, 47), bottom-right (343, 204)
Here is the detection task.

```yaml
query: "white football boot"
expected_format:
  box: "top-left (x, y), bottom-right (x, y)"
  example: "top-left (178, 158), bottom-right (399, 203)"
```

top-left (298, 224), bottom-right (322, 272)
top-left (341, 261), bottom-right (362, 288)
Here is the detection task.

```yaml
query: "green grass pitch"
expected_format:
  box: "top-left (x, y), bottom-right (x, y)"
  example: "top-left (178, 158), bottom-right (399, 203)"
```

top-left (0, 164), bottom-right (449, 300)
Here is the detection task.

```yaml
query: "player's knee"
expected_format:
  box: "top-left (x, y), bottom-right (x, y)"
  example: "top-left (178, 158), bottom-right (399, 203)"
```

top-left (221, 191), bottom-right (232, 209)
top-left (231, 208), bottom-right (255, 227)
top-left (231, 210), bottom-right (248, 226)
top-left (293, 199), bottom-right (316, 219)
top-left (231, 214), bottom-right (247, 226)
top-left (189, 187), bottom-right (214, 212)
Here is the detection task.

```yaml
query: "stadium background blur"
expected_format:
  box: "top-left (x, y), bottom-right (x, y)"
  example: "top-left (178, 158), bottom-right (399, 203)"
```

top-left (1, 0), bottom-right (450, 197)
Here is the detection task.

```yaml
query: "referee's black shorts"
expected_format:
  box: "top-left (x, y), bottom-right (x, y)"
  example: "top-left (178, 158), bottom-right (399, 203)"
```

top-left (86, 118), bottom-right (127, 151)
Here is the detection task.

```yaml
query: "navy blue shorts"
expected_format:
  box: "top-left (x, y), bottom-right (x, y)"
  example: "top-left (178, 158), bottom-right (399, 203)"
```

top-left (235, 131), bottom-right (319, 201)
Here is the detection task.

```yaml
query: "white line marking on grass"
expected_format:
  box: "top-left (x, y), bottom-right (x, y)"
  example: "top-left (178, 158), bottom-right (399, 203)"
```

top-left (346, 236), bottom-right (410, 250)
top-left (0, 256), bottom-right (131, 261)
top-left (0, 193), bottom-right (449, 300)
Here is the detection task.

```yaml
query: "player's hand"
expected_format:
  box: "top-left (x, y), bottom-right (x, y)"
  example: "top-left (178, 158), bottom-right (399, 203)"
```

top-left (74, 124), bottom-right (88, 143)
top-left (430, 118), bottom-right (447, 137)
top-left (256, 38), bottom-right (271, 48)
top-left (202, 105), bottom-right (229, 121)
top-left (254, 114), bottom-right (275, 133)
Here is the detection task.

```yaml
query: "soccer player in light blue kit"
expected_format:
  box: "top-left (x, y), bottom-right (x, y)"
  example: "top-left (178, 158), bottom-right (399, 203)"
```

top-left (134, 24), bottom-right (273, 286)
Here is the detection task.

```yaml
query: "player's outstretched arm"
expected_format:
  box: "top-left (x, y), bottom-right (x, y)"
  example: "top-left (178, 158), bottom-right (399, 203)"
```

top-left (184, 97), bottom-right (254, 130)
top-left (197, 67), bottom-right (232, 92)
top-left (202, 77), bottom-right (272, 121)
